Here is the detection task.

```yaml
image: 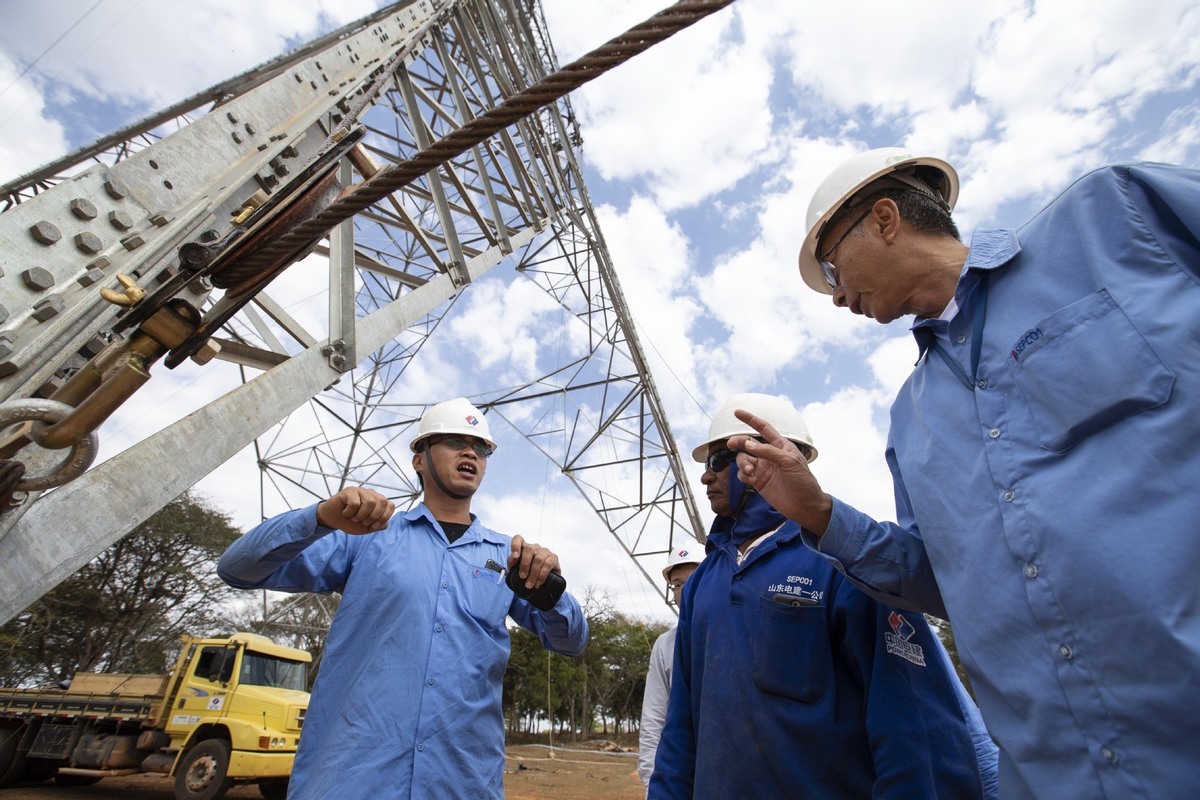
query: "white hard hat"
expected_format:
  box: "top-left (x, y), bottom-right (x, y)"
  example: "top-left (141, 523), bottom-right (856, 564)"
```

top-left (662, 545), bottom-right (705, 580)
top-left (692, 393), bottom-right (817, 464)
top-left (409, 397), bottom-right (497, 452)
top-left (798, 147), bottom-right (959, 295)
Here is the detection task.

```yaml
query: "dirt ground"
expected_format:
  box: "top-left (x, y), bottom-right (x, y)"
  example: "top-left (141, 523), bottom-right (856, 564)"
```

top-left (0, 743), bottom-right (644, 800)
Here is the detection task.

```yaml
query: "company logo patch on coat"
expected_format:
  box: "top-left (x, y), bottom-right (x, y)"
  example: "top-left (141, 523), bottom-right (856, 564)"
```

top-left (885, 611), bottom-right (927, 667)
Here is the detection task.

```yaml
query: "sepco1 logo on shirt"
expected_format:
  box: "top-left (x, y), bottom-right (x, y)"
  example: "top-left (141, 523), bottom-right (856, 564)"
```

top-left (885, 611), bottom-right (927, 667)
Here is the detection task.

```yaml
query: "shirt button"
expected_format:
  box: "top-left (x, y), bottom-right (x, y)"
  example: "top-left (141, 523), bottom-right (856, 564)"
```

top-left (428, 678), bottom-right (436, 686)
top-left (417, 743), bottom-right (425, 752)
top-left (988, 428), bottom-right (1001, 439)
top-left (733, 574), bottom-right (743, 581)
top-left (442, 582), bottom-right (449, 589)
top-left (1059, 644), bottom-right (1073, 660)
top-left (1024, 563), bottom-right (1038, 578)
top-left (1101, 747), bottom-right (1118, 764)
top-left (435, 624), bottom-right (443, 633)
top-left (1003, 490), bottom-right (1015, 502)
top-left (955, 334), bottom-right (966, 344)
top-left (976, 378), bottom-right (988, 390)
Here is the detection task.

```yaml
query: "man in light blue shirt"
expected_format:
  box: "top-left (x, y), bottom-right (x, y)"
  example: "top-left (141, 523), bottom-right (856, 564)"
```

top-left (218, 397), bottom-right (589, 799)
top-left (729, 150), bottom-right (1200, 799)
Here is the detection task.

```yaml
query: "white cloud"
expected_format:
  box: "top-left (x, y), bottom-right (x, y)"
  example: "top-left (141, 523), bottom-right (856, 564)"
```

top-left (0, 52), bottom-right (71, 181)
top-left (5, 0), bottom-right (1200, 623)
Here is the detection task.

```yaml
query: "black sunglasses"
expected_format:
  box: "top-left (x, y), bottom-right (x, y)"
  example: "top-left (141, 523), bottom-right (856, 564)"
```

top-left (432, 436), bottom-right (494, 459)
top-left (704, 448), bottom-right (745, 473)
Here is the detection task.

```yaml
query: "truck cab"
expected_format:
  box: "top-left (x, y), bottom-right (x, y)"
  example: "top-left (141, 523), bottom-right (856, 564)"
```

top-left (162, 633), bottom-right (310, 799)
top-left (0, 631), bottom-right (310, 800)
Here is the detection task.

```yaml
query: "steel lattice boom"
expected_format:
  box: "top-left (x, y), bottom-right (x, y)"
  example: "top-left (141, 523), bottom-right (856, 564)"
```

top-left (0, 0), bottom-right (729, 624)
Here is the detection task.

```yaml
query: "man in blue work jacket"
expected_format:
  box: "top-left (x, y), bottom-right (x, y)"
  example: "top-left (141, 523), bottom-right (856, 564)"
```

top-left (649, 393), bottom-right (997, 799)
top-left (218, 397), bottom-right (589, 800)
top-left (731, 150), bottom-right (1200, 799)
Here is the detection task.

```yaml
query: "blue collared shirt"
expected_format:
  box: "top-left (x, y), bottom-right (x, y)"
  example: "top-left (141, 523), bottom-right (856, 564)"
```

top-left (808, 163), bottom-right (1200, 798)
top-left (217, 503), bottom-right (589, 800)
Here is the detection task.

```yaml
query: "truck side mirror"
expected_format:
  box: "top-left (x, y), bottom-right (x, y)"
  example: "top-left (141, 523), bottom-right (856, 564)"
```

top-left (208, 647), bottom-right (236, 685)
top-left (219, 648), bottom-right (236, 684)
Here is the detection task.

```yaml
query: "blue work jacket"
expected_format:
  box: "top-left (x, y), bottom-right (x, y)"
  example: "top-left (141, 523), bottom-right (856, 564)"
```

top-left (217, 503), bottom-right (589, 800)
top-left (649, 521), bottom-right (993, 799)
top-left (809, 163), bottom-right (1200, 798)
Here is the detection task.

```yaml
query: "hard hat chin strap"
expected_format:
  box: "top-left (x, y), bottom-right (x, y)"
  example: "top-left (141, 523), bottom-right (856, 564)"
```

top-left (423, 442), bottom-right (471, 500)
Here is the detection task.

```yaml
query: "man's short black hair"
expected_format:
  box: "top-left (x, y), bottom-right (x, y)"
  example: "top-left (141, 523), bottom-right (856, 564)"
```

top-left (870, 187), bottom-right (962, 242)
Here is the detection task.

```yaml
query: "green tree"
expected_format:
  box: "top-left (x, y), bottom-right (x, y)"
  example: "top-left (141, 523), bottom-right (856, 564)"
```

top-left (501, 586), bottom-right (665, 742)
top-left (0, 491), bottom-right (241, 686)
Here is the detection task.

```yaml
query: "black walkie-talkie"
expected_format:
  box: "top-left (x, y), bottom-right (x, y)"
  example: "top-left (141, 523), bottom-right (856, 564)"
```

top-left (505, 565), bottom-right (566, 611)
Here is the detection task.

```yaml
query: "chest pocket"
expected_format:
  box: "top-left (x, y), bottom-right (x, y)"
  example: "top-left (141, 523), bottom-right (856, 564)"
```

top-left (1007, 289), bottom-right (1174, 453)
top-left (751, 599), bottom-right (830, 703)
top-left (461, 563), bottom-right (513, 630)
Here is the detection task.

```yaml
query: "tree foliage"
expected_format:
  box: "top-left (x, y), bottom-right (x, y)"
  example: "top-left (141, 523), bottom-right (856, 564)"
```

top-left (0, 491), bottom-right (241, 686)
top-left (503, 586), bottom-right (669, 741)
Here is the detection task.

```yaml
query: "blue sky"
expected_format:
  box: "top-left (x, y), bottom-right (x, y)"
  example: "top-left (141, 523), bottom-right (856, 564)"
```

top-left (2, 0), bottom-right (1198, 622)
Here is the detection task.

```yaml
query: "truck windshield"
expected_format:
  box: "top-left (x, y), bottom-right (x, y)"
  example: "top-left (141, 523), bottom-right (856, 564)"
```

top-left (239, 651), bottom-right (307, 691)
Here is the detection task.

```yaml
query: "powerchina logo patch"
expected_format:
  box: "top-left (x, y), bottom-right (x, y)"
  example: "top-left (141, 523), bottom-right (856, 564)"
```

top-left (885, 612), bottom-right (927, 667)
top-left (465, 414), bottom-right (480, 427)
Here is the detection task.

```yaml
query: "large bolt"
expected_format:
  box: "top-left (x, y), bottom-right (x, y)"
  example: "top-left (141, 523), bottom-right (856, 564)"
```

top-left (232, 131), bottom-right (243, 144)
top-left (121, 234), bottom-right (146, 251)
top-left (190, 339), bottom-right (222, 366)
top-left (77, 267), bottom-right (106, 287)
top-left (30, 221), bottom-right (62, 245)
top-left (109, 210), bottom-right (134, 230)
top-left (21, 268), bottom-right (55, 291)
top-left (104, 178), bottom-right (129, 199)
top-left (32, 295), bottom-right (65, 322)
top-left (34, 375), bottom-right (65, 398)
top-left (74, 231), bottom-right (103, 254)
top-left (149, 212), bottom-right (173, 227)
top-left (0, 305), bottom-right (9, 326)
top-left (70, 198), bottom-right (98, 220)
top-left (79, 336), bottom-right (107, 357)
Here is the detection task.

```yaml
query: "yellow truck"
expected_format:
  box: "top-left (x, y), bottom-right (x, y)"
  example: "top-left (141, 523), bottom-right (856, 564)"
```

top-left (0, 632), bottom-right (309, 800)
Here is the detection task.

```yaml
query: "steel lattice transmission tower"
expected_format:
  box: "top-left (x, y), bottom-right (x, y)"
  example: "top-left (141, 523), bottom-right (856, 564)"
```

top-left (0, 0), bottom-right (727, 623)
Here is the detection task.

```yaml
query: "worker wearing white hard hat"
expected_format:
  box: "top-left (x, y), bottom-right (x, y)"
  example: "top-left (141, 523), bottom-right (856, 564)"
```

top-left (798, 147), bottom-right (959, 297)
top-left (733, 148), bottom-right (1200, 798)
top-left (649, 392), bottom-right (996, 799)
top-left (638, 544), bottom-right (704, 793)
top-left (219, 397), bottom-right (589, 800)
top-left (408, 396), bottom-right (499, 500)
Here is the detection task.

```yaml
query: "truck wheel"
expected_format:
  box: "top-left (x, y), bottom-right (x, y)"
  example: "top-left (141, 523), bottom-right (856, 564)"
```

top-left (259, 777), bottom-right (289, 799)
top-left (174, 739), bottom-right (233, 800)
top-left (0, 723), bottom-right (28, 787)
